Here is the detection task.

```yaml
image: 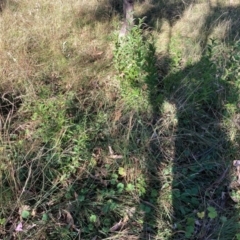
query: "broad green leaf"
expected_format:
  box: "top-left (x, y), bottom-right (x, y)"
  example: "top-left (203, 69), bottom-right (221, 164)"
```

top-left (90, 214), bottom-right (97, 223)
top-left (185, 225), bottom-right (194, 238)
top-left (197, 211), bottom-right (205, 219)
top-left (88, 223), bottom-right (94, 230)
top-left (208, 211), bottom-right (218, 219)
top-left (78, 195), bottom-right (85, 202)
top-left (118, 167), bottom-right (126, 177)
top-left (21, 210), bottom-right (30, 219)
top-left (126, 183), bottom-right (135, 192)
top-left (186, 217), bottom-right (195, 225)
top-left (207, 206), bottom-right (216, 212)
top-left (207, 207), bottom-right (218, 219)
top-left (220, 216), bottom-right (227, 222)
top-left (143, 206), bottom-right (151, 213)
top-left (117, 183), bottom-right (124, 193)
top-left (151, 189), bottom-right (158, 198)
top-left (111, 173), bottom-right (118, 180)
top-left (42, 213), bottom-right (48, 222)
top-left (0, 218), bottom-right (6, 225)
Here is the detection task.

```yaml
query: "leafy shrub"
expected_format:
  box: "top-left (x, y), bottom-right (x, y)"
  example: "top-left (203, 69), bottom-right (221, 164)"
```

top-left (113, 18), bottom-right (157, 109)
top-left (114, 18), bottom-right (156, 83)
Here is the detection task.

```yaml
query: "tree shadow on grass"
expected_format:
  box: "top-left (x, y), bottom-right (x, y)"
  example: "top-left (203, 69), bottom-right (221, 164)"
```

top-left (140, 2), bottom-right (240, 240)
top-left (196, 2), bottom-right (240, 52)
top-left (73, 0), bottom-right (194, 37)
top-left (165, 52), bottom-right (239, 239)
top-left (138, 37), bottom-right (240, 240)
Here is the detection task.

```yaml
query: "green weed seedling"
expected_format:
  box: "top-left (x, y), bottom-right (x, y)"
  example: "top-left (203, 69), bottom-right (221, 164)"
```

top-left (207, 206), bottom-right (218, 219)
top-left (0, 218), bottom-right (6, 225)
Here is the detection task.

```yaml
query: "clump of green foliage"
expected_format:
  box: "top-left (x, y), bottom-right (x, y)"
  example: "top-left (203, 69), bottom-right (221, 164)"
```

top-left (113, 18), bottom-right (157, 110)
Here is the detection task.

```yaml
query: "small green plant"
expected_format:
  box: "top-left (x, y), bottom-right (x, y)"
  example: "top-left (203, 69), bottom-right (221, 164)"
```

top-left (0, 218), bottom-right (6, 225)
top-left (114, 18), bottom-right (155, 83)
top-left (42, 213), bottom-right (48, 222)
top-left (185, 217), bottom-right (195, 238)
top-left (113, 18), bottom-right (157, 109)
top-left (207, 206), bottom-right (218, 219)
top-left (21, 210), bottom-right (30, 219)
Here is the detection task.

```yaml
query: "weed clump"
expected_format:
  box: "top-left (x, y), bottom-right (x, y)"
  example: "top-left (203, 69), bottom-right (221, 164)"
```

top-left (113, 18), bottom-right (158, 111)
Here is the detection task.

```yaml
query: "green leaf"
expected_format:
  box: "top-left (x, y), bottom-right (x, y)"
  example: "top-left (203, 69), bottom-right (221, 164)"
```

top-left (0, 218), bottom-right (6, 225)
top-left (191, 197), bottom-right (199, 206)
top-left (151, 189), bottom-right (158, 198)
top-left (118, 167), bottom-right (126, 177)
top-left (78, 195), bottom-right (85, 202)
top-left (185, 225), bottom-right (194, 238)
top-left (89, 214), bottom-right (97, 223)
top-left (143, 206), bottom-right (151, 214)
top-left (208, 211), bottom-right (218, 219)
top-left (197, 211), bottom-right (205, 219)
top-left (21, 210), bottom-right (30, 219)
top-left (126, 183), bottom-right (135, 192)
top-left (42, 213), bottom-right (48, 222)
top-left (117, 183), bottom-right (124, 193)
top-left (65, 192), bottom-right (72, 199)
top-left (207, 206), bottom-right (215, 212)
top-left (186, 217), bottom-right (195, 225)
top-left (207, 207), bottom-right (218, 219)
top-left (88, 223), bottom-right (94, 230)
top-left (220, 216), bottom-right (227, 223)
top-left (176, 223), bottom-right (183, 230)
top-left (110, 179), bottom-right (117, 185)
top-left (111, 173), bottom-right (118, 180)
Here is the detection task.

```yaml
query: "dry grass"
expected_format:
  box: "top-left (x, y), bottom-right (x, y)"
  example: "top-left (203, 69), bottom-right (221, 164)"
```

top-left (0, 0), bottom-right (115, 92)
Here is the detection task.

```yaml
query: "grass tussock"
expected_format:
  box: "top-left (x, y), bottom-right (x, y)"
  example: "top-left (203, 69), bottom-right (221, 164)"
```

top-left (0, 0), bottom-right (240, 239)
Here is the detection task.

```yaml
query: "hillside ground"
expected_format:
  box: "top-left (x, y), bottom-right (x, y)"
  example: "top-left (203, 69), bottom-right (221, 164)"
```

top-left (0, 0), bottom-right (240, 239)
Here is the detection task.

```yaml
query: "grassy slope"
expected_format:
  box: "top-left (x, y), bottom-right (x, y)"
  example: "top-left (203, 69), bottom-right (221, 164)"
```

top-left (0, 0), bottom-right (240, 239)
